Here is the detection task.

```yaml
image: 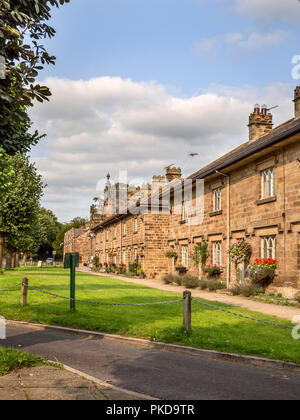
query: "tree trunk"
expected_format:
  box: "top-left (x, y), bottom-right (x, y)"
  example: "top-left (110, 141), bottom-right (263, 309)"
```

top-left (11, 252), bottom-right (16, 268)
top-left (0, 234), bottom-right (4, 269)
top-left (22, 253), bottom-right (27, 266)
top-left (15, 252), bottom-right (20, 267)
top-left (6, 248), bottom-right (12, 268)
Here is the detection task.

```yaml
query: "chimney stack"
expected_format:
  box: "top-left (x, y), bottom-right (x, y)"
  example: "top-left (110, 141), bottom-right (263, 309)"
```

top-left (248, 104), bottom-right (273, 141)
top-left (166, 166), bottom-right (182, 182)
top-left (294, 86), bottom-right (300, 118)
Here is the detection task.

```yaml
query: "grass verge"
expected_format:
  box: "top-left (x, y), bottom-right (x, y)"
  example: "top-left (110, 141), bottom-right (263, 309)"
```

top-left (0, 346), bottom-right (46, 376)
top-left (0, 267), bottom-right (299, 364)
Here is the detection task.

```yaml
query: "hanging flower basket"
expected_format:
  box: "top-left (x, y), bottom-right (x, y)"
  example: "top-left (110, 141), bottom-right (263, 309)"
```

top-left (165, 250), bottom-right (178, 259)
top-left (247, 259), bottom-right (276, 288)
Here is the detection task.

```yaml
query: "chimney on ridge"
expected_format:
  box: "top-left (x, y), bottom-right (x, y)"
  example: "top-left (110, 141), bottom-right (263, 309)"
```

top-left (248, 104), bottom-right (273, 141)
top-left (294, 86), bottom-right (300, 118)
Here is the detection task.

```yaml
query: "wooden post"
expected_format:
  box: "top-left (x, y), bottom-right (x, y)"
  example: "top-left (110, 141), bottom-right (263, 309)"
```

top-left (0, 234), bottom-right (4, 269)
top-left (70, 254), bottom-right (76, 313)
top-left (183, 290), bottom-right (192, 330)
top-left (20, 278), bottom-right (28, 306)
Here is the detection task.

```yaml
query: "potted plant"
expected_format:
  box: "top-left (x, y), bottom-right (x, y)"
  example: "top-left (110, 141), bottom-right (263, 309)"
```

top-left (204, 265), bottom-right (222, 277)
top-left (176, 264), bottom-right (187, 275)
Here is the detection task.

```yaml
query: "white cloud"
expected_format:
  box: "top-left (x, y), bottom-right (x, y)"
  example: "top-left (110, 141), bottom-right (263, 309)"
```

top-left (193, 29), bottom-right (290, 59)
top-left (226, 30), bottom-right (291, 51)
top-left (30, 77), bottom-right (295, 221)
top-left (227, 0), bottom-right (300, 24)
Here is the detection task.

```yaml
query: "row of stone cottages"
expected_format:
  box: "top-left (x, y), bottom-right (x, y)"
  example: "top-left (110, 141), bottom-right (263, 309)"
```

top-left (64, 86), bottom-right (300, 298)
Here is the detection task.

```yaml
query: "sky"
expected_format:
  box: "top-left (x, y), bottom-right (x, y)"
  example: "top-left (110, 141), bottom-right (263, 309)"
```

top-left (29, 0), bottom-right (300, 222)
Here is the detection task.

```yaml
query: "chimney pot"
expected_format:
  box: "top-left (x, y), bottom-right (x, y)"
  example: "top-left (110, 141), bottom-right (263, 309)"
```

top-left (261, 105), bottom-right (267, 116)
top-left (294, 86), bottom-right (300, 118)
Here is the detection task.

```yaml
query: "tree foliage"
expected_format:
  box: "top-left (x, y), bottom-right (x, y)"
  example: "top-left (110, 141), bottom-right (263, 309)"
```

top-left (0, 153), bottom-right (44, 253)
top-left (0, 0), bottom-right (70, 154)
top-left (37, 207), bottom-right (62, 258)
top-left (0, 146), bottom-right (14, 191)
top-left (53, 217), bottom-right (88, 257)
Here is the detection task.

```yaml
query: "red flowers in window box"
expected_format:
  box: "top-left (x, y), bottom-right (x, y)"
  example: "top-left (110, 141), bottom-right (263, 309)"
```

top-left (252, 258), bottom-right (276, 267)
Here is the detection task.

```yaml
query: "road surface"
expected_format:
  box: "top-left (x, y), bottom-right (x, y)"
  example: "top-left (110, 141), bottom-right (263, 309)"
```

top-left (3, 326), bottom-right (300, 400)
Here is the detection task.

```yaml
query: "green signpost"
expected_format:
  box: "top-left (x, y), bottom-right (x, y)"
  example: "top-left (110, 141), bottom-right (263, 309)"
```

top-left (64, 252), bottom-right (79, 312)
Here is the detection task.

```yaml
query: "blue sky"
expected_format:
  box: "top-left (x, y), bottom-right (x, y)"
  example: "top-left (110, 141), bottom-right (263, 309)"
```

top-left (42, 0), bottom-right (299, 92)
top-left (30, 0), bottom-right (300, 221)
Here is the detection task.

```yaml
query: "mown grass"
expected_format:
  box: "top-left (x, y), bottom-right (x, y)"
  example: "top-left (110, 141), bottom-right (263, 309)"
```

top-left (0, 267), bottom-right (299, 364)
top-left (0, 346), bottom-right (46, 376)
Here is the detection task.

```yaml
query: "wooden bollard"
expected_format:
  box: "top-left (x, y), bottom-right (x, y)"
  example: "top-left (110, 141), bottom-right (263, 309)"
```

top-left (20, 278), bottom-right (28, 306)
top-left (183, 290), bottom-right (192, 330)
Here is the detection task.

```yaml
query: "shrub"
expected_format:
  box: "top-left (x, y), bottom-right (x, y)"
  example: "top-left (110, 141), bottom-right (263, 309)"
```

top-left (163, 274), bottom-right (176, 284)
top-left (128, 262), bottom-right (138, 274)
top-left (93, 256), bottom-right (100, 267)
top-left (173, 275), bottom-right (183, 286)
top-left (231, 286), bottom-right (241, 296)
top-left (182, 275), bottom-right (199, 289)
top-left (117, 263), bottom-right (126, 275)
top-left (199, 280), bottom-right (208, 290)
top-left (0, 269), bottom-right (3, 275)
top-left (230, 285), bottom-right (263, 297)
top-left (208, 282), bottom-right (226, 292)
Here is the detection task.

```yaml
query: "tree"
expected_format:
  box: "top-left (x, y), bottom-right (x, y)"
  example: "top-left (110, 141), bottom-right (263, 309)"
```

top-left (53, 217), bottom-right (88, 258)
top-left (0, 153), bottom-right (44, 267)
top-left (0, 0), bottom-right (70, 154)
top-left (0, 146), bottom-right (14, 190)
top-left (37, 207), bottom-right (62, 259)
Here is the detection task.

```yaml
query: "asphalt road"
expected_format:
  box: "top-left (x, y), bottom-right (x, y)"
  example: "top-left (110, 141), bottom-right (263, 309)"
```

top-left (3, 326), bottom-right (300, 400)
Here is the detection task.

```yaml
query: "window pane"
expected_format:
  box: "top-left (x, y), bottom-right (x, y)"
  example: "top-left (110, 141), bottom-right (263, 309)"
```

top-left (262, 168), bottom-right (274, 198)
top-left (214, 189), bottom-right (221, 211)
top-left (261, 236), bottom-right (276, 259)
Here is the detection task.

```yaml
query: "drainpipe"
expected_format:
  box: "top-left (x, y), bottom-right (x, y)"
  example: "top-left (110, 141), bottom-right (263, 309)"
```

top-left (215, 170), bottom-right (231, 288)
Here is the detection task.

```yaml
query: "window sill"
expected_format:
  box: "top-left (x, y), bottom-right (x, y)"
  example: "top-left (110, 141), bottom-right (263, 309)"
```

top-left (209, 210), bottom-right (223, 217)
top-left (256, 196), bottom-right (277, 206)
top-left (180, 220), bottom-right (188, 225)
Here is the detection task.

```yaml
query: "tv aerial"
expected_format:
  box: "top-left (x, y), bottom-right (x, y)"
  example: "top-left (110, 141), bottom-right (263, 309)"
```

top-left (267, 105), bottom-right (279, 112)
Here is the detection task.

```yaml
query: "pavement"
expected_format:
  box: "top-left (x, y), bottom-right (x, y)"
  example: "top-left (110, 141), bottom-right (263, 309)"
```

top-left (2, 325), bottom-right (300, 400)
top-left (77, 268), bottom-right (300, 322)
top-left (0, 365), bottom-right (147, 400)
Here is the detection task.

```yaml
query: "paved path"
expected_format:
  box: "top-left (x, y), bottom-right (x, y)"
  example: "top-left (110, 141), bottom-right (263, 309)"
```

top-left (3, 325), bottom-right (300, 400)
top-left (0, 365), bottom-right (144, 400)
top-left (78, 269), bottom-right (300, 321)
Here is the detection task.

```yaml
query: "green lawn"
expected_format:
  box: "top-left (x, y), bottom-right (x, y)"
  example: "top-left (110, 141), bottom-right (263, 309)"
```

top-left (0, 267), bottom-right (299, 364)
top-left (0, 346), bottom-right (46, 376)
